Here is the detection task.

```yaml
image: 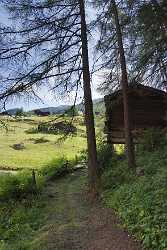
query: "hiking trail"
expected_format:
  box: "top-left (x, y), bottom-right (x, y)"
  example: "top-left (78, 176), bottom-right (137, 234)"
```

top-left (32, 169), bottom-right (143, 250)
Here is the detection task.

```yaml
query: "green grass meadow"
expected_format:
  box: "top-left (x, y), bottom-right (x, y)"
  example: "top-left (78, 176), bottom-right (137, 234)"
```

top-left (0, 115), bottom-right (88, 250)
top-left (0, 115), bottom-right (167, 250)
top-left (0, 115), bottom-right (87, 170)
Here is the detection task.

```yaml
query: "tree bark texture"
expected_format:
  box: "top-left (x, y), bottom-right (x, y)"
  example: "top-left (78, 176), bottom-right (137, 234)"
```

top-left (112, 0), bottom-right (135, 168)
top-left (79, 0), bottom-right (100, 194)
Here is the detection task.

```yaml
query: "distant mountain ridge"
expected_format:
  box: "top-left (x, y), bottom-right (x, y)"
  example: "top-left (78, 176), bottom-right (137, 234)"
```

top-left (0, 108), bottom-right (22, 116)
top-left (32, 105), bottom-right (70, 115)
top-left (30, 98), bottom-right (104, 114)
top-left (0, 98), bottom-right (105, 116)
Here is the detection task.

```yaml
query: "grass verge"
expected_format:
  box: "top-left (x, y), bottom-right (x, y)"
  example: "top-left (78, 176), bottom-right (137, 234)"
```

top-left (0, 196), bottom-right (45, 250)
top-left (0, 157), bottom-right (79, 201)
top-left (0, 156), bottom-right (81, 249)
top-left (100, 144), bottom-right (167, 250)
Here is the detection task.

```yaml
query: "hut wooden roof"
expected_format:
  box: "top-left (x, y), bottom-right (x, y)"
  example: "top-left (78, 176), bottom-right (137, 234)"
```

top-left (104, 84), bottom-right (167, 102)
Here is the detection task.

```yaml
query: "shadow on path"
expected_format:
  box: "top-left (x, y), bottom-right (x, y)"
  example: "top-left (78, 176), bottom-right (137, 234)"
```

top-left (32, 169), bottom-right (143, 250)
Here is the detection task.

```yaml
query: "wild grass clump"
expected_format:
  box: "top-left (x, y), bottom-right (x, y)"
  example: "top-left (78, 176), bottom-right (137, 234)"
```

top-left (97, 142), bottom-right (113, 170)
top-left (40, 157), bottom-right (78, 180)
top-left (137, 128), bottom-right (166, 152)
top-left (101, 142), bottom-right (167, 250)
top-left (0, 156), bottom-right (80, 249)
top-left (107, 171), bottom-right (167, 250)
top-left (0, 171), bottom-right (44, 200)
top-left (25, 127), bottom-right (38, 134)
top-left (31, 137), bottom-right (50, 144)
top-left (0, 196), bottom-right (45, 250)
top-left (0, 156), bottom-right (79, 201)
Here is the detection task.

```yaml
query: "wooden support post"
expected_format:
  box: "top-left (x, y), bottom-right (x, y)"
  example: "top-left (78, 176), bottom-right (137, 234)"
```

top-left (32, 169), bottom-right (37, 192)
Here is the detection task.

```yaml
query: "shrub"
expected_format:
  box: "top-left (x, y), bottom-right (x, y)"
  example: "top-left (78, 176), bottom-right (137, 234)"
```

top-left (97, 139), bottom-right (126, 175)
top-left (97, 143), bottom-right (113, 168)
top-left (38, 121), bottom-right (77, 135)
top-left (0, 174), bottom-right (20, 199)
top-left (101, 157), bottom-right (135, 190)
top-left (78, 149), bottom-right (88, 162)
top-left (65, 106), bottom-right (79, 117)
top-left (15, 108), bottom-right (24, 117)
top-left (136, 144), bottom-right (167, 175)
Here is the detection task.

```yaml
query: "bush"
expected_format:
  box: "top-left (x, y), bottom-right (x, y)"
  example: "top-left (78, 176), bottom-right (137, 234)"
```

top-left (15, 108), bottom-right (24, 117)
top-left (97, 139), bottom-right (126, 175)
top-left (78, 149), bottom-right (88, 163)
top-left (97, 143), bottom-right (113, 168)
top-left (38, 121), bottom-right (77, 135)
top-left (102, 160), bottom-right (135, 190)
top-left (65, 106), bottom-right (79, 117)
top-left (0, 174), bottom-right (20, 199)
top-left (136, 144), bottom-right (167, 175)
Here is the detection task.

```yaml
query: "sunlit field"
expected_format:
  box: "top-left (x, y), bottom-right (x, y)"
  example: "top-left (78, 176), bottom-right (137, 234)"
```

top-left (0, 115), bottom-right (87, 170)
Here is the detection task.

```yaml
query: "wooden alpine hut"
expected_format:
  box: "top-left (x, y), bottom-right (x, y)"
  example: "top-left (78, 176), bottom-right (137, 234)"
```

top-left (104, 84), bottom-right (167, 144)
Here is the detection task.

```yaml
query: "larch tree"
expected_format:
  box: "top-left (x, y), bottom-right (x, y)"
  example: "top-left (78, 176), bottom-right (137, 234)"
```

top-left (129, 0), bottom-right (167, 90)
top-left (79, 0), bottom-right (100, 195)
top-left (92, 0), bottom-right (136, 168)
top-left (92, 0), bottom-right (167, 92)
top-left (0, 0), bottom-right (100, 195)
top-left (91, 0), bottom-right (167, 168)
top-left (111, 0), bottom-right (135, 168)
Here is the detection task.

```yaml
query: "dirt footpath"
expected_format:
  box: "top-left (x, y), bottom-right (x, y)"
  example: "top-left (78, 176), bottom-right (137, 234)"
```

top-left (32, 169), bottom-right (143, 250)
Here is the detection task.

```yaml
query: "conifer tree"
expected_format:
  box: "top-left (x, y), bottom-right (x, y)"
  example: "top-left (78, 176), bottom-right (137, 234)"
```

top-left (0, 0), bottom-right (100, 195)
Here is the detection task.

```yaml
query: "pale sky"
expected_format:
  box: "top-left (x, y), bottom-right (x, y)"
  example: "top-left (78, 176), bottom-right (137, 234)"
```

top-left (6, 73), bottom-right (104, 111)
top-left (0, 3), bottom-right (104, 111)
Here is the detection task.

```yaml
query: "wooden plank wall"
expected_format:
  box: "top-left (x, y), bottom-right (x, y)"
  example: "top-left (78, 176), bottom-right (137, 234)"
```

top-left (104, 87), bottom-right (167, 144)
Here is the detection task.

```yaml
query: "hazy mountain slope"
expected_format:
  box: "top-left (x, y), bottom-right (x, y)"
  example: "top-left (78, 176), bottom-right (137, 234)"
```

top-left (1, 98), bottom-right (105, 115)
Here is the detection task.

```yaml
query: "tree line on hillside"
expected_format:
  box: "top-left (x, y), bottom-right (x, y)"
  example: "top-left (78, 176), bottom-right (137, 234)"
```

top-left (0, 0), bottom-right (166, 197)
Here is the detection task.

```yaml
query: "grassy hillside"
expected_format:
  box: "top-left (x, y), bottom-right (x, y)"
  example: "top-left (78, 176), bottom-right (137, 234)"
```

top-left (100, 142), bottom-right (167, 250)
top-left (0, 116), bottom-right (86, 170)
top-left (26, 98), bottom-right (105, 116)
top-left (0, 114), bottom-right (166, 250)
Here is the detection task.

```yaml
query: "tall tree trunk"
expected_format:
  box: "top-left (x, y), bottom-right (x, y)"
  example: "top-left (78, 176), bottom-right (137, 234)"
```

top-left (79, 0), bottom-right (100, 195)
top-left (112, 0), bottom-right (135, 168)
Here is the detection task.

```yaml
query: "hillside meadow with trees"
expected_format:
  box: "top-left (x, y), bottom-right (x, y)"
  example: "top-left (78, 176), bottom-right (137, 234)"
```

top-left (0, 0), bottom-right (167, 249)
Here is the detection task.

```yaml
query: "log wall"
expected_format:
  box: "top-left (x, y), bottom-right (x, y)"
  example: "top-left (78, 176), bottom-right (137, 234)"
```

top-left (104, 86), bottom-right (167, 144)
